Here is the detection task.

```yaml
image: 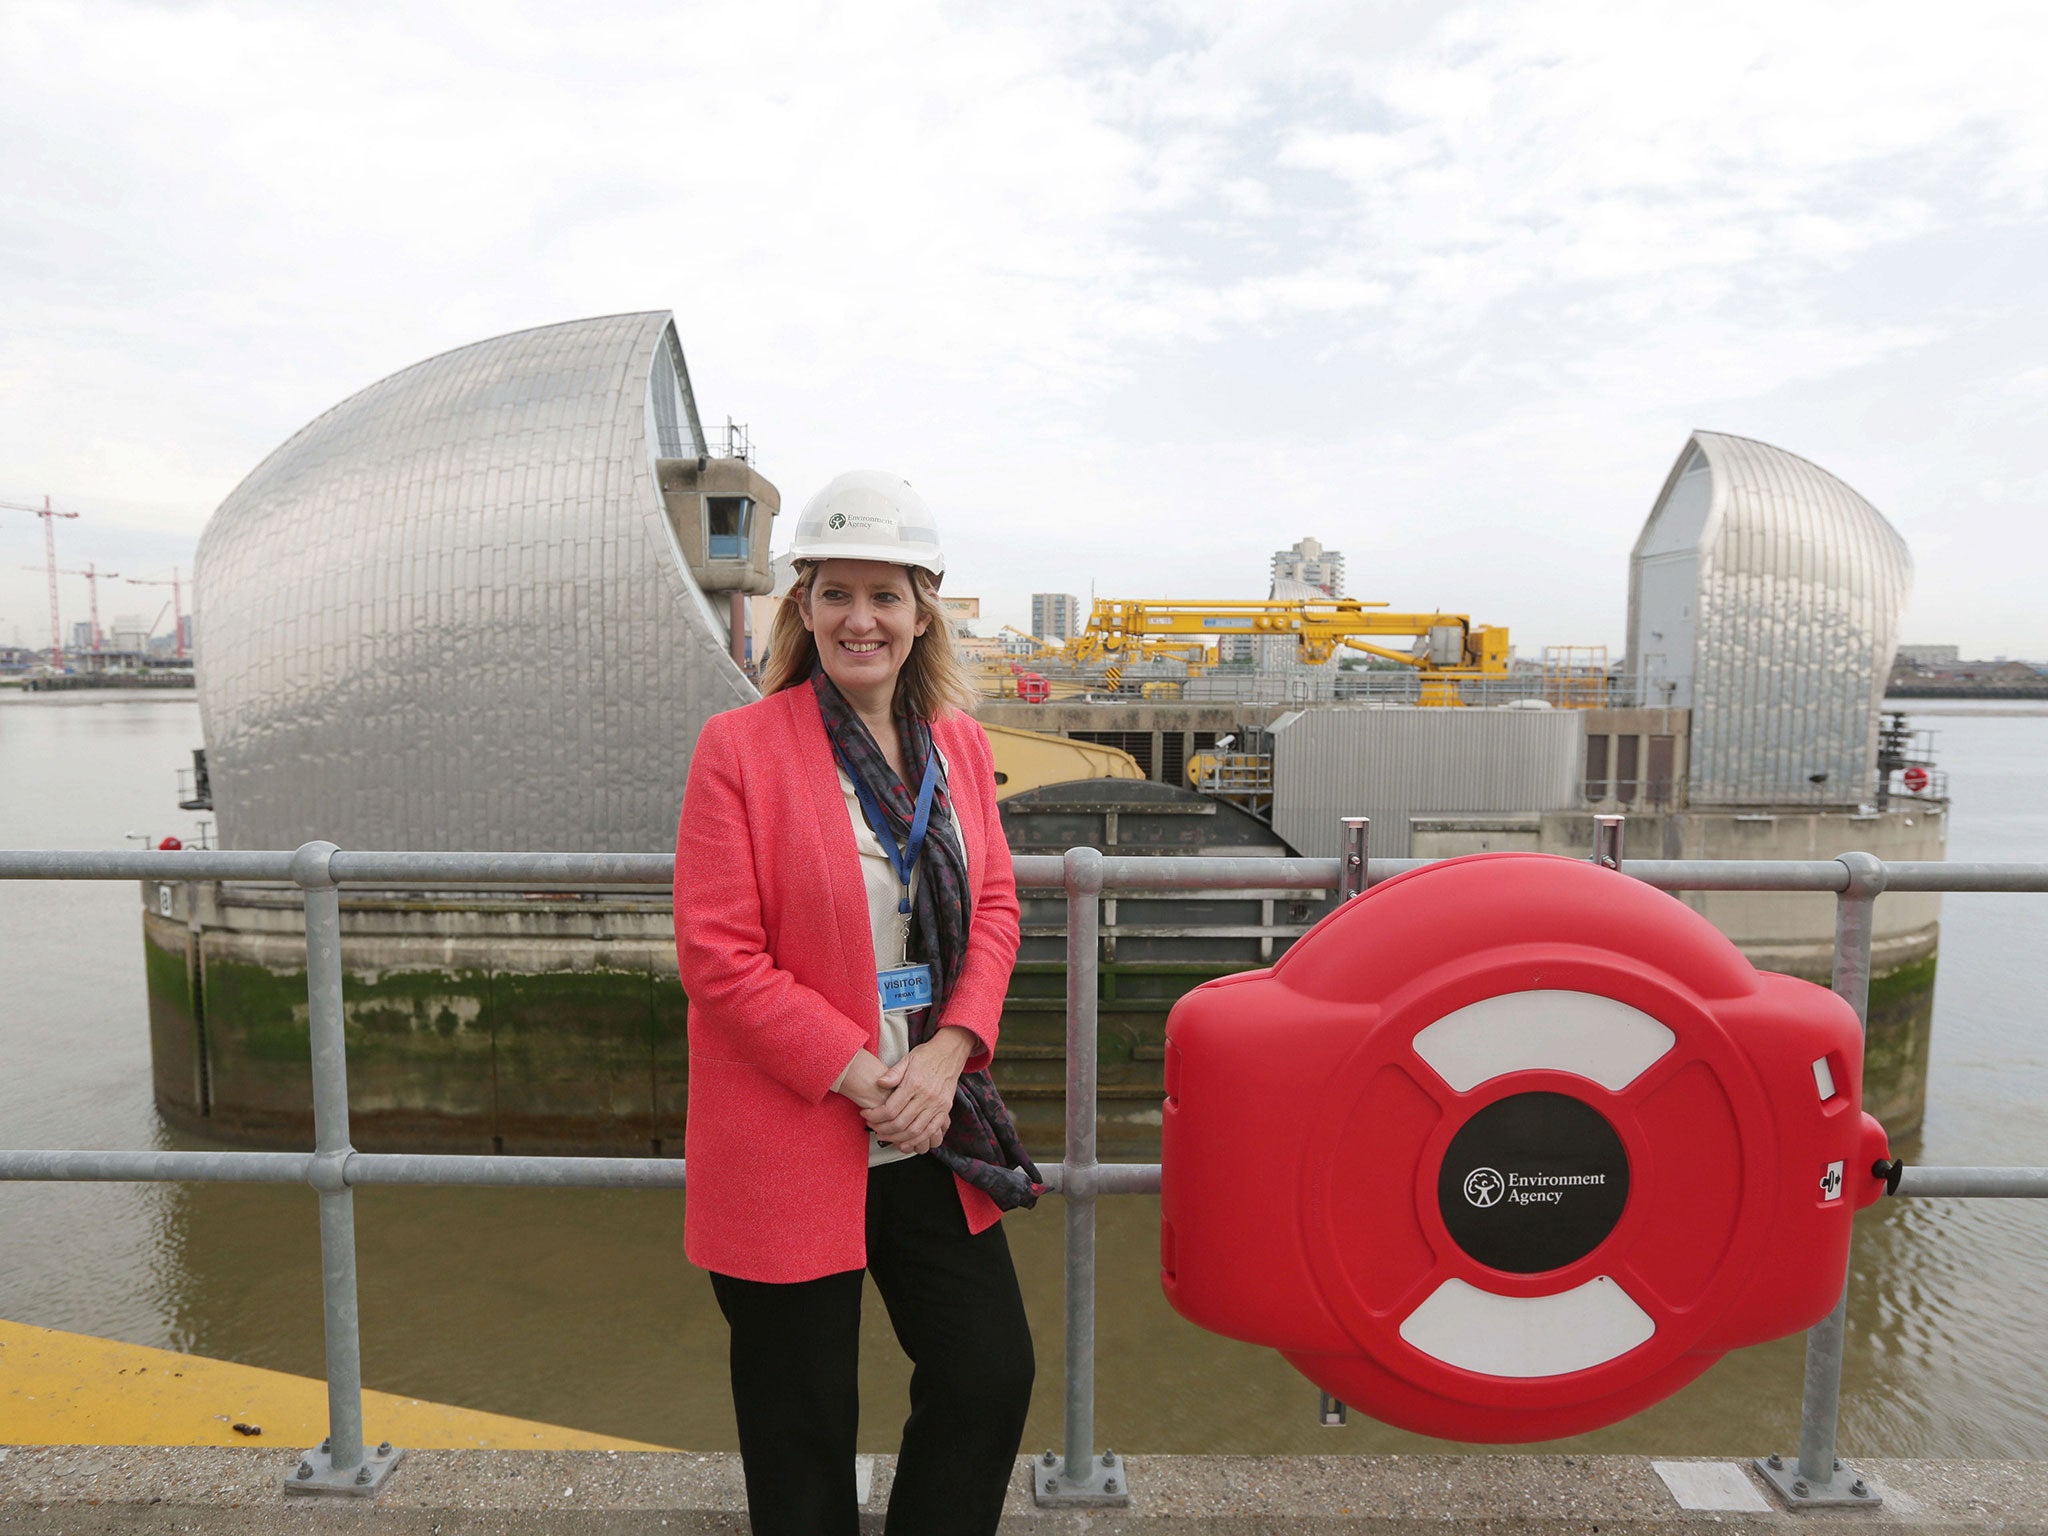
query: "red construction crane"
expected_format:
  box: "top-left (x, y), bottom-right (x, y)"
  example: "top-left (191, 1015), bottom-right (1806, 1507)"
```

top-left (127, 566), bottom-right (189, 659)
top-left (24, 562), bottom-right (119, 654)
top-left (1, 496), bottom-right (81, 671)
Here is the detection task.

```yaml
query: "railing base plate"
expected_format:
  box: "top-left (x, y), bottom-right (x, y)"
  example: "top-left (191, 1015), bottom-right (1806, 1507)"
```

top-left (284, 1442), bottom-right (404, 1497)
top-left (1754, 1454), bottom-right (1881, 1508)
top-left (1033, 1451), bottom-right (1129, 1507)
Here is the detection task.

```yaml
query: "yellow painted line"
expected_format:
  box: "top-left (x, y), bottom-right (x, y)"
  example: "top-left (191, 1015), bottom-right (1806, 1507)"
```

top-left (0, 1319), bottom-right (671, 1450)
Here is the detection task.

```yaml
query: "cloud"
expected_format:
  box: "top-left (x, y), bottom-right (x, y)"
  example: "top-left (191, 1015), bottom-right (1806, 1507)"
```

top-left (3, 0), bottom-right (2046, 654)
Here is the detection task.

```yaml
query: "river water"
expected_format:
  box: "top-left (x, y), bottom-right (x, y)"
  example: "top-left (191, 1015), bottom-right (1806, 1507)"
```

top-left (1, 689), bottom-right (2044, 1457)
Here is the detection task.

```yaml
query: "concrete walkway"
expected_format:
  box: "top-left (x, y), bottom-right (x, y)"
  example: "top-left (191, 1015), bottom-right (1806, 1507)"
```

top-left (4, 1445), bottom-right (2046, 1532)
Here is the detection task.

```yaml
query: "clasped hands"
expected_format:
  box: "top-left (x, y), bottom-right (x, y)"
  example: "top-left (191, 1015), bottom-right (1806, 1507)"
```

top-left (837, 1025), bottom-right (976, 1156)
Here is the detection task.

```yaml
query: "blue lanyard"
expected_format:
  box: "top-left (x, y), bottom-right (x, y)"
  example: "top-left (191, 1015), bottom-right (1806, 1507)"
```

top-left (839, 748), bottom-right (941, 917)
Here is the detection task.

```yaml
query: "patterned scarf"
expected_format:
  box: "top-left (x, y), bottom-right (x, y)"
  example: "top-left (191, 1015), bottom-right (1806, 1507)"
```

top-left (811, 669), bottom-right (1043, 1210)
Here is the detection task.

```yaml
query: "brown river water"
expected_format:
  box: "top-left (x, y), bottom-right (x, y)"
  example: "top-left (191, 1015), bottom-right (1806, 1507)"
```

top-left (1, 690), bottom-right (2044, 1457)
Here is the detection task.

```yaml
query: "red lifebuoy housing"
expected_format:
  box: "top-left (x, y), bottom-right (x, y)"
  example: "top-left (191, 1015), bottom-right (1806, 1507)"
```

top-left (1017, 672), bottom-right (1050, 704)
top-left (1161, 852), bottom-right (1890, 1442)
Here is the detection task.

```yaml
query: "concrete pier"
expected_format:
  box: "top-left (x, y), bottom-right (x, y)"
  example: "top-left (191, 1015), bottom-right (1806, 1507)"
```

top-left (139, 877), bottom-right (1251, 1158)
top-left (141, 803), bottom-right (1944, 1153)
top-left (3, 1445), bottom-right (2044, 1531)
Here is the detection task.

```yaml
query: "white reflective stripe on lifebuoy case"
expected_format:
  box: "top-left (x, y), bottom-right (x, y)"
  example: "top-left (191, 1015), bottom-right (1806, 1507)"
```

top-left (1397, 1275), bottom-right (1656, 1377)
top-left (1411, 990), bottom-right (1676, 1093)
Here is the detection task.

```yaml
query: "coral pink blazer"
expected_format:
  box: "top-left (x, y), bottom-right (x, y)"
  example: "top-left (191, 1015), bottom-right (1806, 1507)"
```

top-left (674, 683), bottom-right (1022, 1282)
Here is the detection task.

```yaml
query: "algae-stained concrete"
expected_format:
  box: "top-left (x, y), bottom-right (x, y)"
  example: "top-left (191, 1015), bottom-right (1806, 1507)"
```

top-left (143, 884), bottom-right (1225, 1156)
top-left (142, 916), bottom-right (205, 1121)
top-left (1001, 958), bottom-right (1235, 1153)
top-left (489, 957), bottom-right (661, 1153)
top-left (3, 1446), bottom-right (2047, 1531)
top-left (1863, 950), bottom-right (1937, 1136)
top-left (144, 884), bottom-right (689, 1154)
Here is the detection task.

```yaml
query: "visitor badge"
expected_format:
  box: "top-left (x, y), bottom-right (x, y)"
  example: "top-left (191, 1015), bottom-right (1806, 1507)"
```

top-left (878, 963), bottom-right (934, 1012)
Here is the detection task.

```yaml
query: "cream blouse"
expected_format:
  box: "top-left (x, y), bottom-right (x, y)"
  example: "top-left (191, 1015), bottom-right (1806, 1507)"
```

top-left (830, 748), bottom-right (963, 1167)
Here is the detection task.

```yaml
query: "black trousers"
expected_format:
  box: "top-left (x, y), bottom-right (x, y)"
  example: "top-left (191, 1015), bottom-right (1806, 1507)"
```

top-left (709, 1155), bottom-right (1035, 1536)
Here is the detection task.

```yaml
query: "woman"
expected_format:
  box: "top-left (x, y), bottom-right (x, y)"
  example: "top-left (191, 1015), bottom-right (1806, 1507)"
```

top-left (674, 470), bottom-right (1039, 1536)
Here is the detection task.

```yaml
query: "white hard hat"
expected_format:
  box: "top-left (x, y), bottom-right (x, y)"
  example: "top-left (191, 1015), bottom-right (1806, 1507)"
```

top-left (787, 470), bottom-right (945, 580)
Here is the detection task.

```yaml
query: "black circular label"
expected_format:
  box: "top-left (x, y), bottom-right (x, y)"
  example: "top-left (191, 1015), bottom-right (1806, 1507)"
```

top-left (1437, 1091), bottom-right (1630, 1275)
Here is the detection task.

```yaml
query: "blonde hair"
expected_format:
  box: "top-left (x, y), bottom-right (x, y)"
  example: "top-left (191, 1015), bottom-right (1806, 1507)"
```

top-left (760, 561), bottom-right (979, 720)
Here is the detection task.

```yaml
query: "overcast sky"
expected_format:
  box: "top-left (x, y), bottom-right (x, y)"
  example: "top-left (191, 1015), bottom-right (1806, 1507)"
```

top-left (4, 0), bottom-right (2045, 657)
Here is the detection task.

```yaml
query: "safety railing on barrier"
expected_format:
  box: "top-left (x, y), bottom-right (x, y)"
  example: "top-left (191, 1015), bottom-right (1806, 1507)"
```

top-left (2, 817), bottom-right (2047, 1506)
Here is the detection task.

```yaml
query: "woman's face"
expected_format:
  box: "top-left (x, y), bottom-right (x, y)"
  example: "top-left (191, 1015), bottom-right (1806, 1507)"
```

top-left (799, 558), bottom-right (930, 705)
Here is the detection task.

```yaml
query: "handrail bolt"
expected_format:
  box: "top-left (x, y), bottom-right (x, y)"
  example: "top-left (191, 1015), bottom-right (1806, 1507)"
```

top-left (1593, 815), bottom-right (1625, 871)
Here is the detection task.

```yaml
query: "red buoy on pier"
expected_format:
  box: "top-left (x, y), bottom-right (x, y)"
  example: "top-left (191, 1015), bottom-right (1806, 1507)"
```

top-left (1903, 765), bottom-right (1930, 793)
top-left (1161, 852), bottom-right (1891, 1442)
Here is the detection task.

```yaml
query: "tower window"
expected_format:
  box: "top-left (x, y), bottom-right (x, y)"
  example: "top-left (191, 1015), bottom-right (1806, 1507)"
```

top-left (707, 497), bottom-right (752, 559)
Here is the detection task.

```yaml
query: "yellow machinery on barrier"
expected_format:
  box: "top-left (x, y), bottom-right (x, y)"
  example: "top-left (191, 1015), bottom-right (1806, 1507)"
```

top-left (974, 600), bottom-right (1516, 708)
top-left (982, 724), bottom-right (1145, 797)
top-left (1064, 598), bottom-right (1511, 704)
top-left (998, 625), bottom-right (1211, 677)
top-left (998, 624), bottom-right (1059, 658)
top-left (977, 629), bottom-right (1211, 700)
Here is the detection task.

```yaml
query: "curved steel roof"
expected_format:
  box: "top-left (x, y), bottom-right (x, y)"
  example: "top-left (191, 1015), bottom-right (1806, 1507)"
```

top-left (1629, 430), bottom-right (1912, 804)
top-left (194, 312), bottom-right (758, 851)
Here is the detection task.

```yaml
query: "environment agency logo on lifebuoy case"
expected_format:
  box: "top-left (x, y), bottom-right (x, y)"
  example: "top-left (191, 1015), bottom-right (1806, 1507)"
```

top-left (1438, 1091), bottom-right (1632, 1274)
top-left (1463, 1167), bottom-right (1505, 1207)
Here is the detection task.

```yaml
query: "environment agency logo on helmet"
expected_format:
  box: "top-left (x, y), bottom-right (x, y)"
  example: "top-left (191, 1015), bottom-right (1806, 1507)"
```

top-left (788, 470), bottom-right (947, 581)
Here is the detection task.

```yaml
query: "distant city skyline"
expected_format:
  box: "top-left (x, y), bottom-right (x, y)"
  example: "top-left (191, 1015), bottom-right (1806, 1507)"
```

top-left (0, 518), bottom-right (195, 652)
top-left (1, 509), bottom-right (2038, 667)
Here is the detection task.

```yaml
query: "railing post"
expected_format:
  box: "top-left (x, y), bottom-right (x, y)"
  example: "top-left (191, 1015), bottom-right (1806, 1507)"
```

top-left (1035, 846), bottom-right (1126, 1507)
top-left (1341, 816), bottom-right (1370, 899)
top-left (284, 841), bottom-right (402, 1498)
top-left (1313, 817), bottom-right (1373, 1429)
top-left (1756, 851), bottom-right (1885, 1509)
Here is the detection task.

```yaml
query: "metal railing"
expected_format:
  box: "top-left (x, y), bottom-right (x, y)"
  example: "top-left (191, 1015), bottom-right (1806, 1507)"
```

top-left (2, 827), bottom-right (2046, 1506)
top-left (1191, 752), bottom-right (1275, 816)
top-left (703, 418), bottom-right (754, 463)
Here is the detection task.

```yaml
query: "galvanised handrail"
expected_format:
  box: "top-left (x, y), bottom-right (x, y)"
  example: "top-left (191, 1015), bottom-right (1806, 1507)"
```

top-left (0, 829), bottom-right (2045, 1504)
